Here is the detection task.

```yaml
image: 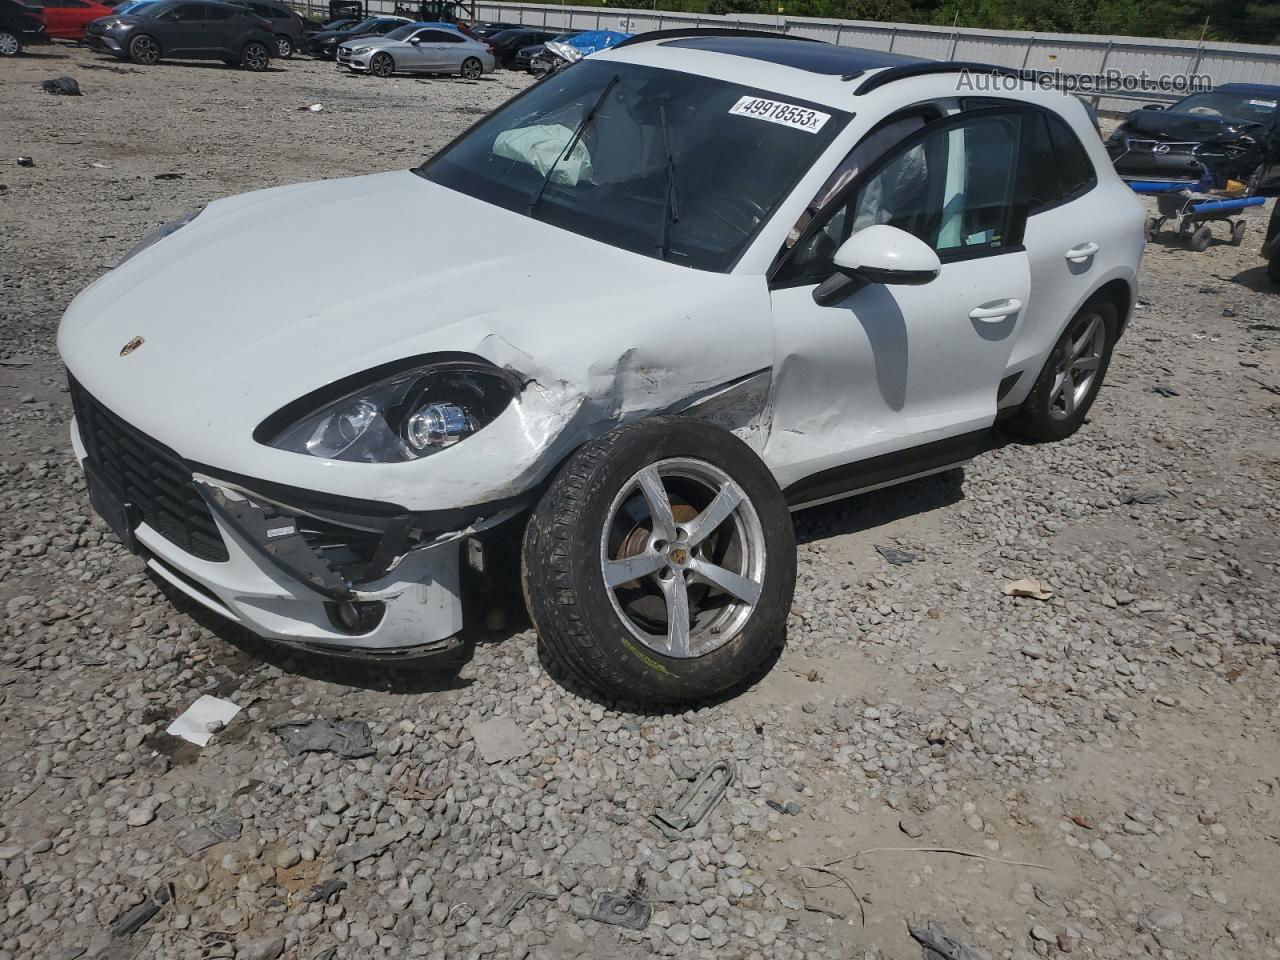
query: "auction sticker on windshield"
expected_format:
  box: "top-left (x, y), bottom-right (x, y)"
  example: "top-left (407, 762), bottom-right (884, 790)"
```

top-left (729, 96), bottom-right (830, 134)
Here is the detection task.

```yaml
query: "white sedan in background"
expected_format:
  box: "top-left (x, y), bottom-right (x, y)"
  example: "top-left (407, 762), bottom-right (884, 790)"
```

top-left (338, 22), bottom-right (493, 78)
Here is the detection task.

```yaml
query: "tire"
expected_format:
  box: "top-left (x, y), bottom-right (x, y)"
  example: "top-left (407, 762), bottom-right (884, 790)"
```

top-left (275, 34), bottom-right (293, 58)
top-left (1189, 224), bottom-right (1213, 252)
top-left (369, 52), bottom-right (393, 77)
top-left (0, 29), bottom-right (21, 57)
top-left (128, 34), bottom-right (160, 65)
top-left (1230, 220), bottom-right (1246, 246)
top-left (1246, 164), bottom-right (1265, 196)
top-left (240, 40), bottom-right (269, 71)
top-left (522, 417), bottom-right (795, 704)
top-left (1010, 296), bottom-right (1118, 443)
top-left (460, 55), bottom-right (482, 80)
top-left (1144, 216), bottom-right (1161, 242)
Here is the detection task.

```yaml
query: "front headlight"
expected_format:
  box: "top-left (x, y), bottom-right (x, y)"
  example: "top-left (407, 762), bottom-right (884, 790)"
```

top-left (117, 206), bottom-right (204, 266)
top-left (259, 357), bottom-right (522, 463)
top-left (351, 45), bottom-right (371, 54)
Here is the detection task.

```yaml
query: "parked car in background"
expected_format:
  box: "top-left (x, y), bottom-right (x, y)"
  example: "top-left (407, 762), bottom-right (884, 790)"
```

top-left (485, 25), bottom-right (556, 69)
top-left (37, 0), bottom-right (113, 39)
top-left (0, 0), bottom-right (47, 54)
top-left (1107, 84), bottom-right (1280, 194)
top-left (468, 19), bottom-right (517, 39)
top-left (84, 0), bottom-right (274, 68)
top-left (304, 13), bottom-right (406, 58)
top-left (58, 33), bottom-right (1143, 703)
top-left (512, 30), bottom-right (571, 71)
top-left (337, 20), bottom-right (491, 78)
top-left (228, 0), bottom-right (299, 56)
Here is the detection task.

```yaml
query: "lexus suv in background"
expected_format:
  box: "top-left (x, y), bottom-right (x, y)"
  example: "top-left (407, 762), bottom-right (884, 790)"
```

top-left (58, 32), bottom-right (1143, 704)
top-left (85, 0), bottom-right (275, 68)
top-left (1107, 84), bottom-right (1280, 193)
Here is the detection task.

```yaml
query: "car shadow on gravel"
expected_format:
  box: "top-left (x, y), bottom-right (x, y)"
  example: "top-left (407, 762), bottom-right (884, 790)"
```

top-left (1227, 264), bottom-right (1273, 294)
top-left (791, 467), bottom-right (968, 545)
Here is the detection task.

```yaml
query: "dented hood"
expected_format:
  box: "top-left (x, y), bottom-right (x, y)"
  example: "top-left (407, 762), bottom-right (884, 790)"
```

top-left (58, 171), bottom-right (771, 507)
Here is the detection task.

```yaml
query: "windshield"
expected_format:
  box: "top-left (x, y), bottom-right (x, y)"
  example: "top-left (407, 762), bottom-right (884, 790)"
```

top-left (115, 0), bottom-right (155, 12)
top-left (384, 23), bottom-right (418, 40)
top-left (419, 62), bottom-right (848, 272)
top-left (1168, 90), bottom-right (1278, 124)
top-left (341, 17), bottom-right (377, 32)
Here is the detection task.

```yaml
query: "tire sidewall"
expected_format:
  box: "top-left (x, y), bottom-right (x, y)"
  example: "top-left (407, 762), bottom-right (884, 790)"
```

top-left (524, 418), bottom-right (795, 702)
top-left (241, 41), bottom-right (269, 70)
top-left (1018, 297), bottom-right (1118, 442)
top-left (129, 34), bottom-right (158, 64)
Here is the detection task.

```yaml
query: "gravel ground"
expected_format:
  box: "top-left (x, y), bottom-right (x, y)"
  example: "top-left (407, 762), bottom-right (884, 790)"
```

top-left (3, 44), bottom-right (1280, 960)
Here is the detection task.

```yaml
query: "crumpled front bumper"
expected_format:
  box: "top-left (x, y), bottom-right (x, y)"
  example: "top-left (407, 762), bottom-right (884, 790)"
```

top-left (69, 415), bottom-right (495, 658)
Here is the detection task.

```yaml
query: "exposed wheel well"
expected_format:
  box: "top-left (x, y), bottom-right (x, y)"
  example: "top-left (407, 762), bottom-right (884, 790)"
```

top-left (1096, 278), bottom-right (1133, 334)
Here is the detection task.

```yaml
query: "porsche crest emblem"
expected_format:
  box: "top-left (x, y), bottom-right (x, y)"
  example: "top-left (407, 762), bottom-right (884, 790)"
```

top-left (119, 336), bottom-right (145, 357)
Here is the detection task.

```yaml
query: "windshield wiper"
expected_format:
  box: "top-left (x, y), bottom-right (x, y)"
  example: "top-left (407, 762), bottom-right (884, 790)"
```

top-left (527, 74), bottom-right (619, 218)
top-left (655, 103), bottom-right (681, 261)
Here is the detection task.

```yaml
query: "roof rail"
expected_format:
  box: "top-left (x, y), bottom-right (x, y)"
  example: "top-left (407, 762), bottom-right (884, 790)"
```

top-left (853, 61), bottom-right (1048, 94)
top-left (612, 27), bottom-right (823, 50)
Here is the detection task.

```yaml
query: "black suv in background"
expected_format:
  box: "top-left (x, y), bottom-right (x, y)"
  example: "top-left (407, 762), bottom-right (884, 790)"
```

top-left (304, 14), bottom-right (406, 58)
top-left (229, 0), bottom-right (301, 56)
top-left (85, 0), bottom-right (274, 69)
top-left (0, 0), bottom-right (48, 56)
top-left (485, 26), bottom-right (558, 69)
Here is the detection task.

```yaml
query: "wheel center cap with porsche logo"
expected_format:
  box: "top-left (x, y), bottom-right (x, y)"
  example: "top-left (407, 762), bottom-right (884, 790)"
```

top-left (668, 546), bottom-right (689, 566)
top-left (119, 336), bottom-right (145, 357)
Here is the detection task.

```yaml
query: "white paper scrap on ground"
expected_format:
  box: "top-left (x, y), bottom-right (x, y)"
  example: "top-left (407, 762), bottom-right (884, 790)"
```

top-left (166, 695), bottom-right (241, 747)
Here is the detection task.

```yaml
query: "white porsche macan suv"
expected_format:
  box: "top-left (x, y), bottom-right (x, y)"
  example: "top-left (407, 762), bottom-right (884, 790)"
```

top-left (58, 30), bottom-right (1145, 703)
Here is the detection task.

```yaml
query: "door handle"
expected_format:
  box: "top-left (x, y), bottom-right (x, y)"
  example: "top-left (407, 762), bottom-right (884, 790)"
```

top-left (969, 298), bottom-right (1023, 322)
top-left (1065, 241), bottom-right (1099, 262)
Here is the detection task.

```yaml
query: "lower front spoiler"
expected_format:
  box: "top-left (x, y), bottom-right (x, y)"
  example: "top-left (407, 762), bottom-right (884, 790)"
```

top-left (70, 417), bottom-right (472, 659)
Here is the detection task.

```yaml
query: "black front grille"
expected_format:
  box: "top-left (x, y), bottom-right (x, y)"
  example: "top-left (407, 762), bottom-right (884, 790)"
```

top-left (70, 377), bottom-right (229, 562)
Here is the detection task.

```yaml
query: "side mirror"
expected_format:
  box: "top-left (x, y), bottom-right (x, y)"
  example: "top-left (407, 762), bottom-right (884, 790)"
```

top-left (409, 36), bottom-right (420, 42)
top-left (813, 225), bottom-right (940, 306)
top-left (1141, 103), bottom-right (1165, 111)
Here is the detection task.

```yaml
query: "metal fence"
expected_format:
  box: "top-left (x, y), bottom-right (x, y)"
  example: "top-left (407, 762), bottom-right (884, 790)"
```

top-left (354, 0), bottom-right (1280, 113)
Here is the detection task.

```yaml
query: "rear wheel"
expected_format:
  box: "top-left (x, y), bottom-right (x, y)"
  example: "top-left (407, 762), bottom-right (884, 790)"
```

top-left (369, 52), bottom-right (394, 77)
top-left (522, 417), bottom-right (795, 704)
top-left (460, 55), bottom-right (482, 79)
top-left (1011, 296), bottom-right (1117, 443)
top-left (128, 34), bottom-right (160, 65)
top-left (1230, 220), bottom-right (1246, 246)
top-left (274, 34), bottom-right (293, 58)
top-left (0, 29), bottom-right (21, 56)
top-left (240, 40), bottom-right (269, 71)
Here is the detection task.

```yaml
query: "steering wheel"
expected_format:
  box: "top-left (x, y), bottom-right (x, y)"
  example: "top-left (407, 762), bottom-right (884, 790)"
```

top-left (706, 195), bottom-right (769, 237)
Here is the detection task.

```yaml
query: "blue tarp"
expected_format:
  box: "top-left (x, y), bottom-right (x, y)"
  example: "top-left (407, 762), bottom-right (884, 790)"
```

top-left (562, 30), bottom-right (630, 56)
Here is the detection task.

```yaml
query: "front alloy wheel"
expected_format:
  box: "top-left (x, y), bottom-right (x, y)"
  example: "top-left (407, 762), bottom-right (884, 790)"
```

top-left (275, 34), bottom-right (293, 58)
top-left (240, 41), bottom-right (269, 71)
top-left (523, 417), bottom-right (795, 704)
top-left (460, 56), bottom-right (482, 79)
top-left (369, 52), bottom-right (393, 77)
top-left (129, 34), bottom-right (160, 65)
top-left (0, 29), bottom-right (21, 56)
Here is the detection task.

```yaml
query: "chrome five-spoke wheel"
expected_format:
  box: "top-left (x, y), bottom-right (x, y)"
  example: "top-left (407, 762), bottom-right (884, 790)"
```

top-left (1049, 310), bottom-right (1106, 420)
top-left (601, 458), bottom-right (766, 659)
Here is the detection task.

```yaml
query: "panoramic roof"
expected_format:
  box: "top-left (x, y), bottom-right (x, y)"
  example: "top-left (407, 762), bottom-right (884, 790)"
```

top-left (660, 35), bottom-right (925, 76)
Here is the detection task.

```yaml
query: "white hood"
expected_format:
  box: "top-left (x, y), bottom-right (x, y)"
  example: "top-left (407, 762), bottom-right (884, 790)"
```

top-left (58, 171), bottom-right (773, 508)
